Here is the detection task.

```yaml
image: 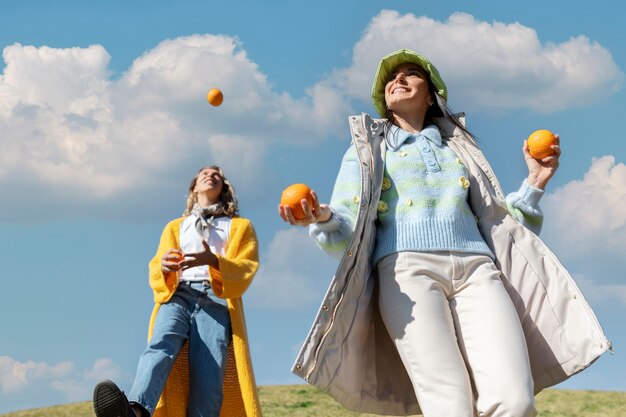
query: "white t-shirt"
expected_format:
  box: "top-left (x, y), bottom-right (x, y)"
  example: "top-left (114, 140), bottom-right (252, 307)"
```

top-left (178, 215), bottom-right (231, 282)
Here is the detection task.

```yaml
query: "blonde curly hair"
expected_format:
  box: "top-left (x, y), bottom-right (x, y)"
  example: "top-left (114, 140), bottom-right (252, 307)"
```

top-left (183, 165), bottom-right (239, 217)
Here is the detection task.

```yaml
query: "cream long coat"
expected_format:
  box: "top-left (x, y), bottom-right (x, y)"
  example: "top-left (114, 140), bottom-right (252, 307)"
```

top-left (292, 113), bottom-right (611, 416)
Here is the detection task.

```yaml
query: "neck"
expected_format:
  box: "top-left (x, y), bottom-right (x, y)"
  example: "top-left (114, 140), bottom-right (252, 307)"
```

top-left (196, 194), bottom-right (219, 207)
top-left (390, 111), bottom-right (426, 133)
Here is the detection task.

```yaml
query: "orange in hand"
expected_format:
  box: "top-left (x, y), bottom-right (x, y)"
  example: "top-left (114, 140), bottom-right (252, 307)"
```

top-left (281, 183), bottom-right (314, 220)
top-left (173, 252), bottom-right (185, 264)
top-left (527, 129), bottom-right (557, 160)
top-left (168, 251), bottom-right (184, 265)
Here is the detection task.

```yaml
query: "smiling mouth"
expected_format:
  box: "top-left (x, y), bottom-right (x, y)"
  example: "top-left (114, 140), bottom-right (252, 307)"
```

top-left (391, 87), bottom-right (409, 94)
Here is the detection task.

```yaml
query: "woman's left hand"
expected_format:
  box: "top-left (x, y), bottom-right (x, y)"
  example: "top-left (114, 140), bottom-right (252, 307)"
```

top-left (523, 135), bottom-right (561, 190)
top-left (179, 240), bottom-right (219, 270)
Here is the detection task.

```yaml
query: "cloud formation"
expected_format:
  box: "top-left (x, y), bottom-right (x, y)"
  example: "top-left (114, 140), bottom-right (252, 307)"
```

top-left (0, 356), bottom-right (72, 394)
top-left (0, 12), bottom-right (622, 221)
top-left (335, 10), bottom-right (623, 113)
top-left (50, 358), bottom-right (128, 402)
top-left (0, 356), bottom-right (127, 402)
top-left (0, 36), bottom-right (349, 220)
top-left (542, 156), bottom-right (626, 256)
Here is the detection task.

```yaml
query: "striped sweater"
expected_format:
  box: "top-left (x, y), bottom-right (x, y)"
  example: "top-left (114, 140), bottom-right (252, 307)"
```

top-left (311, 124), bottom-right (544, 264)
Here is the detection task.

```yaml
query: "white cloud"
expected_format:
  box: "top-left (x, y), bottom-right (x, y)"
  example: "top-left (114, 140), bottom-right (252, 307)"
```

top-left (248, 227), bottom-right (337, 310)
top-left (542, 156), bottom-right (626, 255)
top-left (0, 14), bottom-right (622, 221)
top-left (51, 358), bottom-right (127, 402)
top-left (0, 43), bottom-right (111, 114)
top-left (333, 10), bottom-right (623, 113)
top-left (0, 35), bottom-right (349, 220)
top-left (0, 356), bottom-right (127, 402)
top-left (0, 356), bottom-right (72, 394)
top-left (205, 134), bottom-right (267, 198)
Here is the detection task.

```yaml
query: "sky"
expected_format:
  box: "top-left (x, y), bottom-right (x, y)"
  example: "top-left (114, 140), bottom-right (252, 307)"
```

top-left (1, 0), bottom-right (625, 413)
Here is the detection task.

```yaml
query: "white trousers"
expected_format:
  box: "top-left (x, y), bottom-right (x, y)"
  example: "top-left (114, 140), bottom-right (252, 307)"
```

top-left (377, 251), bottom-right (537, 417)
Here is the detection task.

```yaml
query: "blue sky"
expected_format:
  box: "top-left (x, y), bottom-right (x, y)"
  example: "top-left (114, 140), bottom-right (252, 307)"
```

top-left (1, 0), bottom-right (625, 413)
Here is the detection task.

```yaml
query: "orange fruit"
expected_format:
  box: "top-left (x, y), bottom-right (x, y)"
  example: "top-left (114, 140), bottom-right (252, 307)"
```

top-left (171, 251), bottom-right (184, 264)
top-left (281, 183), bottom-right (314, 220)
top-left (207, 88), bottom-right (223, 106)
top-left (527, 129), bottom-right (557, 159)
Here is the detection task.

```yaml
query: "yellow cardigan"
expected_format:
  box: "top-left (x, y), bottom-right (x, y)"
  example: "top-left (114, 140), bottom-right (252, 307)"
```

top-left (147, 216), bottom-right (262, 417)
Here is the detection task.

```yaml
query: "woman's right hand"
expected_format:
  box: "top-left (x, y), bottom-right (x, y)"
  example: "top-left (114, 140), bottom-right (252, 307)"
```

top-left (161, 249), bottom-right (184, 273)
top-left (278, 190), bottom-right (332, 227)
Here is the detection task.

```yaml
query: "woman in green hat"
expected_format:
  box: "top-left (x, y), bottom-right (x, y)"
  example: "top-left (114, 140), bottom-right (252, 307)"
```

top-left (278, 49), bottom-right (608, 417)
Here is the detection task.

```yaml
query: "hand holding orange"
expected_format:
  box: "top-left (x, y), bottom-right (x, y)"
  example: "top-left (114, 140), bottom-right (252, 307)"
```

top-left (280, 183), bottom-right (314, 220)
top-left (207, 88), bottom-right (223, 106)
top-left (172, 252), bottom-right (185, 264)
top-left (527, 129), bottom-right (558, 160)
top-left (161, 249), bottom-right (184, 273)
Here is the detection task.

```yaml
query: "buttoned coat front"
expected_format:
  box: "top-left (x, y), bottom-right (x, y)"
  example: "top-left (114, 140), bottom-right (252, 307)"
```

top-left (292, 113), bottom-right (610, 416)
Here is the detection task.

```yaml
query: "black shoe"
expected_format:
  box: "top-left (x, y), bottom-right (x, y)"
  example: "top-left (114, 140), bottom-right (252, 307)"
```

top-left (93, 380), bottom-right (136, 417)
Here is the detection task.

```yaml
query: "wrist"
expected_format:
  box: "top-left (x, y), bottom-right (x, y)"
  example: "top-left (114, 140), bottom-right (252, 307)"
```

top-left (208, 253), bottom-right (219, 269)
top-left (315, 206), bottom-right (333, 223)
top-left (527, 174), bottom-right (547, 190)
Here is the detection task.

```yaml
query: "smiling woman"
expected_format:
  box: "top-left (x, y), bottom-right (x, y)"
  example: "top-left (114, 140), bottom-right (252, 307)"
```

top-left (384, 63), bottom-right (434, 123)
top-left (278, 48), bottom-right (609, 417)
top-left (92, 165), bottom-right (262, 417)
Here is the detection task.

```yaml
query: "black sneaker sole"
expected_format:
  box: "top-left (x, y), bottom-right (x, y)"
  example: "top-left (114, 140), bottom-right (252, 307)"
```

top-left (93, 380), bottom-right (129, 417)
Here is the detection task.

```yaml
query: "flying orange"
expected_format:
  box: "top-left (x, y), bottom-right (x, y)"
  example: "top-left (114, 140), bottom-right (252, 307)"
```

top-left (207, 88), bottom-right (223, 106)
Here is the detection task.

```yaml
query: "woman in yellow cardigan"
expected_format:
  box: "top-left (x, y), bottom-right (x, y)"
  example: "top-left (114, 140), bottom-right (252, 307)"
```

top-left (93, 165), bottom-right (262, 417)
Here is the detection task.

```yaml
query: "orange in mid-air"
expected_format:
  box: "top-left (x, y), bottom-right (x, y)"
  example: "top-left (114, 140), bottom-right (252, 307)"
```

top-left (281, 183), bottom-right (314, 220)
top-left (527, 129), bottom-right (557, 160)
top-left (207, 88), bottom-right (224, 106)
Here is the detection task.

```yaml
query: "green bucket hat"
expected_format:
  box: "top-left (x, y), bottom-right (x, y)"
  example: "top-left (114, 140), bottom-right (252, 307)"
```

top-left (371, 48), bottom-right (448, 118)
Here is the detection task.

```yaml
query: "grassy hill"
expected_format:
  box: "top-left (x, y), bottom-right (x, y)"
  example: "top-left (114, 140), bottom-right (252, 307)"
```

top-left (2, 385), bottom-right (625, 417)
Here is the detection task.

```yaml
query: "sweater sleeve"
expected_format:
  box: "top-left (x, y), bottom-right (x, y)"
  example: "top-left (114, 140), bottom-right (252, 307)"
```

top-left (505, 179), bottom-right (545, 235)
top-left (309, 144), bottom-right (361, 260)
top-left (149, 219), bottom-right (181, 303)
top-left (209, 218), bottom-right (259, 299)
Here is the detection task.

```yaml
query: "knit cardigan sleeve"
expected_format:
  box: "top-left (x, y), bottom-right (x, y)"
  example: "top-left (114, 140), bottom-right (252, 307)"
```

top-left (209, 217), bottom-right (259, 299)
top-left (505, 179), bottom-right (545, 235)
top-left (149, 218), bottom-right (183, 304)
top-left (309, 144), bottom-right (361, 260)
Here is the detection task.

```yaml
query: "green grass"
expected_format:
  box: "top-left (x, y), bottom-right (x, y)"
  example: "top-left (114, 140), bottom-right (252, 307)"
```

top-left (2, 385), bottom-right (625, 417)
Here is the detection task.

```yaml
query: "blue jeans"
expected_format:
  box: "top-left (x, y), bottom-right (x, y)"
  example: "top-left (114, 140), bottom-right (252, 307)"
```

top-left (128, 281), bottom-right (231, 417)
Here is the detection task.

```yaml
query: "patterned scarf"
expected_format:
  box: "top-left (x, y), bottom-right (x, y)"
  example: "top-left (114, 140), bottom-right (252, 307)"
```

top-left (191, 203), bottom-right (227, 239)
